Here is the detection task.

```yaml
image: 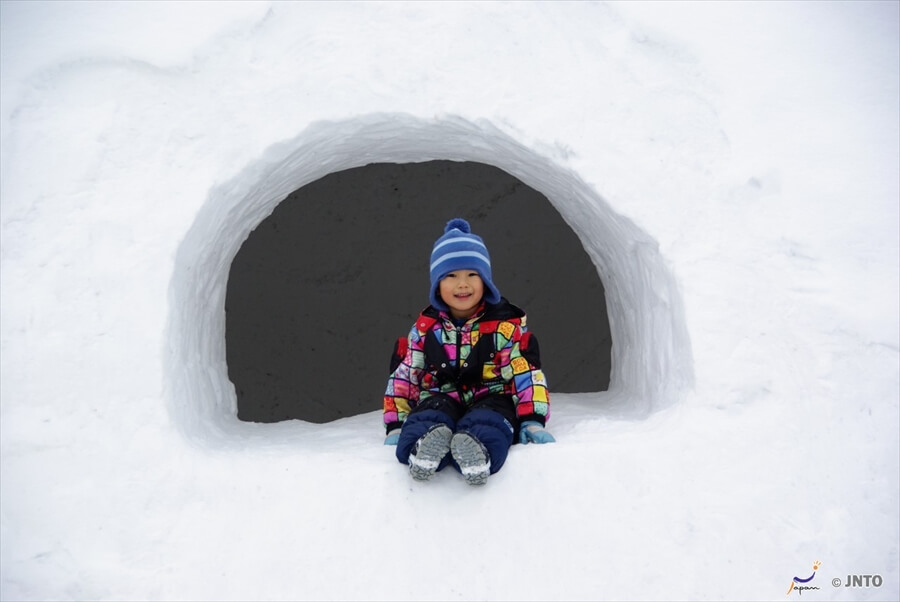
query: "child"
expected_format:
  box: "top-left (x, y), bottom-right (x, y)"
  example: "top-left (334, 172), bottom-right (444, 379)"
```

top-left (383, 218), bottom-right (555, 486)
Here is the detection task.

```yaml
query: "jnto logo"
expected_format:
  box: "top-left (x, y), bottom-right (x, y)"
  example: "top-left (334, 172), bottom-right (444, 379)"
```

top-left (787, 560), bottom-right (821, 595)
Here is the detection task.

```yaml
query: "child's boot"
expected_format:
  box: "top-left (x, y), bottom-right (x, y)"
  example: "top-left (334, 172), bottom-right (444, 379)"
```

top-left (408, 424), bottom-right (452, 481)
top-left (450, 431), bottom-right (491, 486)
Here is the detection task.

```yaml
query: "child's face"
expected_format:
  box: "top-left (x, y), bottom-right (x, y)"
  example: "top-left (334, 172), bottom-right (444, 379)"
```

top-left (439, 269), bottom-right (484, 320)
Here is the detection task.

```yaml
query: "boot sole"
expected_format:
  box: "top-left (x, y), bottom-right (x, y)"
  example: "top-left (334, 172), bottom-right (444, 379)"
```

top-left (408, 424), bottom-right (452, 481)
top-left (450, 432), bottom-right (491, 486)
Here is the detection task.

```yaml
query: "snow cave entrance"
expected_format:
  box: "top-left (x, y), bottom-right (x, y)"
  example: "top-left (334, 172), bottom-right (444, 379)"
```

top-left (167, 114), bottom-right (692, 445)
top-left (225, 160), bottom-right (612, 423)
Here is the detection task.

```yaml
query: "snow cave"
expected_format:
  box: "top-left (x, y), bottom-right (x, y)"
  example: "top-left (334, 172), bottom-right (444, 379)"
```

top-left (167, 114), bottom-right (693, 442)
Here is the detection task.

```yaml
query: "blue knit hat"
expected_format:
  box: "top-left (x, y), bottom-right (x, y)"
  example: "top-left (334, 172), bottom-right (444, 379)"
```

top-left (429, 218), bottom-right (501, 311)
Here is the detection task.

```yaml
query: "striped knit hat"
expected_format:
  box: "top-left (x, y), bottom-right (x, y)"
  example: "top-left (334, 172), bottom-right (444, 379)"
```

top-left (429, 218), bottom-right (501, 311)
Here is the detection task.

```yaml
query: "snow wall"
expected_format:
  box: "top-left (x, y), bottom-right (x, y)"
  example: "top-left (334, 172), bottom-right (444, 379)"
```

top-left (168, 113), bottom-right (692, 445)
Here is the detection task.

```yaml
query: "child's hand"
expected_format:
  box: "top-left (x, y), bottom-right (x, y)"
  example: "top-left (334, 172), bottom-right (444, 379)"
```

top-left (384, 429), bottom-right (401, 445)
top-left (519, 421), bottom-right (556, 444)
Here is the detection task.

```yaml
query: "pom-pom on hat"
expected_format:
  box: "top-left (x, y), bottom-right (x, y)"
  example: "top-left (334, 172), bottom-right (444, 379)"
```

top-left (429, 218), bottom-right (501, 311)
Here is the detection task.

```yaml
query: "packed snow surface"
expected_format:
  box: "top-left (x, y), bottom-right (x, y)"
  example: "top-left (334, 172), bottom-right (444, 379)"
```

top-left (1, 1), bottom-right (898, 600)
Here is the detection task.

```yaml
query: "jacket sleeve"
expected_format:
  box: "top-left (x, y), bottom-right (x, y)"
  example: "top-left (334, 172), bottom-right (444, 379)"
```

top-left (495, 321), bottom-right (551, 426)
top-left (383, 325), bottom-right (425, 432)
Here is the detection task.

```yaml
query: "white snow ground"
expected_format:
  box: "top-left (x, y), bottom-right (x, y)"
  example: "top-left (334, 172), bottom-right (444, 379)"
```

top-left (1, 1), bottom-right (898, 601)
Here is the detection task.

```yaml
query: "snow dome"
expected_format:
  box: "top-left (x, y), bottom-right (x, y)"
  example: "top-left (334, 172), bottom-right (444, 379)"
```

top-left (2, 2), bottom-right (896, 600)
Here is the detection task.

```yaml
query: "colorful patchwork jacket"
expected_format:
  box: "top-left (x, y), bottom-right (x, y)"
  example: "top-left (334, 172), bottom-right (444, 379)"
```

top-left (383, 298), bottom-right (550, 433)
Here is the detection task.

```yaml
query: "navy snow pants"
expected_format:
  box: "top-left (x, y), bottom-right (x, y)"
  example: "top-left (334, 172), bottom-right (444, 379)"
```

top-left (396, 394), bottom-right (518, 475)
